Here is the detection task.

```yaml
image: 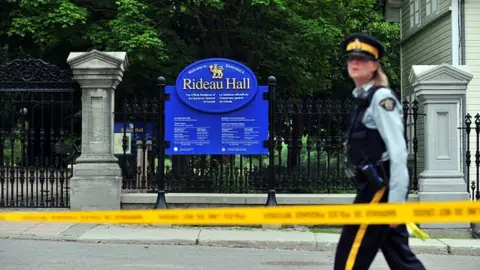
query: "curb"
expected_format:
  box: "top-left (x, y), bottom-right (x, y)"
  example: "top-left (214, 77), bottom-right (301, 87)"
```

top-left (196, 239), bottom-right (318, 251)
top-left (472, 223), bottom-right (480, 239)
top-left (1, 232), bottom-right (478, 256)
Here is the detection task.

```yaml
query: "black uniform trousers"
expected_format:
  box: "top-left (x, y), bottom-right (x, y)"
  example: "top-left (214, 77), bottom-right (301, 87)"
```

top-left (333, 175), bottom-right (426, 270)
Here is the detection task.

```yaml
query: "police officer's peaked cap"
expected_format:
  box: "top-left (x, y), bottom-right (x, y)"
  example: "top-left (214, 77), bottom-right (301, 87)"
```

top-left (341, 33), bottom-right (385, 61)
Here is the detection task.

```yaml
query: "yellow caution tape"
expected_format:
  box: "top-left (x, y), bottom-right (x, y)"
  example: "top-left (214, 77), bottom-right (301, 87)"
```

top-left (0, 200), bottom-right (479, 225)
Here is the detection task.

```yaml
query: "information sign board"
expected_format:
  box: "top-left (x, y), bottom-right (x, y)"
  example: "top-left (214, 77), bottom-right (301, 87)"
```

top-left (165, 58), bottom-right (268, 155)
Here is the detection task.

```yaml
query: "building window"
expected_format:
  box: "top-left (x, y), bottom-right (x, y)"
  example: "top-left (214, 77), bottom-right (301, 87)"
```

top-left (410, 0), bottom-right (421, 28)
top-left (410, 0), bottom-right (414, 27)
top-left (405, 93), bottom-right (416, 156)
top-left (415, 0), bottom-right (420, 24)
top-left (426, 0), bottom-right (438, 16)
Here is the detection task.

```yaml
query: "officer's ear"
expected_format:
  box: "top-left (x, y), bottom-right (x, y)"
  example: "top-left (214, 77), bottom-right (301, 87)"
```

top-left (367, 61), bottom-right (379, 76)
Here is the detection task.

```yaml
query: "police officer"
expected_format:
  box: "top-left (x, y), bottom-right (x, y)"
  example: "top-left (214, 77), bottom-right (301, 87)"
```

top-left (333, 33), bottom-right (426, 270)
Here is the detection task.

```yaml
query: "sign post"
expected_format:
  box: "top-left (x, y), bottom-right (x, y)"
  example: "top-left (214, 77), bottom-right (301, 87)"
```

top-left (154, 76), bottom-right (168, 209)
top-left (265, 76), bottom-right (277, 207)
top-left (154, 58), bottom-right (276, 209)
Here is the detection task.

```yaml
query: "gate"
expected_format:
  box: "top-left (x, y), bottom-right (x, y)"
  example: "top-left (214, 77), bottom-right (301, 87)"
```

top-left (116, 93), bottom-right (422, 195)
top-left (0, 56), bottom-right (78, 208)
top-left (116, 96), bottom-right (355, 194)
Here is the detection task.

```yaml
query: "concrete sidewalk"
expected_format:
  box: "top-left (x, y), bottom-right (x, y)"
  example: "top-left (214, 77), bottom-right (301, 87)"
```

top-left (0, 222), bottom-right (479, 256)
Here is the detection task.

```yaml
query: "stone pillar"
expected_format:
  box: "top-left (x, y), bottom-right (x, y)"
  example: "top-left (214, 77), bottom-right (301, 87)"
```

top-left (409, 63), bottom-right (473, 229)
top-left (67, 50), bottom-right (128, 210)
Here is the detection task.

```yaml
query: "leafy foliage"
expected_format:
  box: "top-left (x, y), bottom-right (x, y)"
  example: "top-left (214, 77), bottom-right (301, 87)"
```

top-left (0, 0), bottom-right (400, 99)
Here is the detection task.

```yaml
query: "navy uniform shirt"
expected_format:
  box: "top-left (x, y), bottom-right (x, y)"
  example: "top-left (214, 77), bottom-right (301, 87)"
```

top-left (352, 81), bottom-right (409, 203)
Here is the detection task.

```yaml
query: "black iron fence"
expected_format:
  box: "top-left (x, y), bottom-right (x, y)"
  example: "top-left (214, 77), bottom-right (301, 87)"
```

top-left (461, 113), bottom-right (480, 201)
top-left (115, 81), bottom-right (423, 195)
top-left (403, 99), bottom-right (420, 192)
top-left (0, 56), bottom-right (78, 208)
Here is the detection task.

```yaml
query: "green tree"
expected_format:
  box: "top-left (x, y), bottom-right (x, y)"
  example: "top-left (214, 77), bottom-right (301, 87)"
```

top-left (0, 0), bottom-right (400, 189)
top-left (1, 0), bottom-right (399, 98)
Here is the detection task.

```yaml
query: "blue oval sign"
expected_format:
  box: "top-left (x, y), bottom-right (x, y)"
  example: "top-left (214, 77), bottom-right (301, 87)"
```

top-left (175, 58), bottom-right (259, 113)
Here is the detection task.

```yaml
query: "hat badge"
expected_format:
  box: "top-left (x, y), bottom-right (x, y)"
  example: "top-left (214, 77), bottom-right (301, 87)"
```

top-left (352, 38), bottom-right (362, 50)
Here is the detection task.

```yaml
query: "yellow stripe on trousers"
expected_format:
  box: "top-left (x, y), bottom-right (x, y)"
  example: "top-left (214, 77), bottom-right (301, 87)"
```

top-left (345, 187), bottom-right (386, 270)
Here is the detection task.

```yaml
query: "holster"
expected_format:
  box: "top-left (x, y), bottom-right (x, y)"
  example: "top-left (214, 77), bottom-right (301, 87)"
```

top-left (358, 161), bottom-right (390, 189)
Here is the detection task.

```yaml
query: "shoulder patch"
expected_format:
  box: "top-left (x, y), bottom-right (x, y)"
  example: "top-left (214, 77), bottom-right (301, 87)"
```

top-left (379, 97), bottom-right (396, 111)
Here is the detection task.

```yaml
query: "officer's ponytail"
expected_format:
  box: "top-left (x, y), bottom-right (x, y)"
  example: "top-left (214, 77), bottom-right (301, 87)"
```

top-left (373, 65), bottom-right (389, 87)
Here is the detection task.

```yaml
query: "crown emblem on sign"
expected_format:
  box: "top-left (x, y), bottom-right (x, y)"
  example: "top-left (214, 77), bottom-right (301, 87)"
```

top-left (209, 64), bottom-right (224, 79)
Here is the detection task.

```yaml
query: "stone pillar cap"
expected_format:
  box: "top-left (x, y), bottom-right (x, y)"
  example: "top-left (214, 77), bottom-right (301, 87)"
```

top-left (67, 50), bottom-right (128, 71)
top-left (409, 63), bottom-right (473, 86)
top-left (67, 50), bottom-right (128, 89)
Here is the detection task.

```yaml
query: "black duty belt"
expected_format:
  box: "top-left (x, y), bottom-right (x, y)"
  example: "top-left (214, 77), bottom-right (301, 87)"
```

top-left (348, 160), bottom-right (390, 189)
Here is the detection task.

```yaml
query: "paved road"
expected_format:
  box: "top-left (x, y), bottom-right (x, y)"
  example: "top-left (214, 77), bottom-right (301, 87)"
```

top-left (0, 239), bottom-right (479, 270)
